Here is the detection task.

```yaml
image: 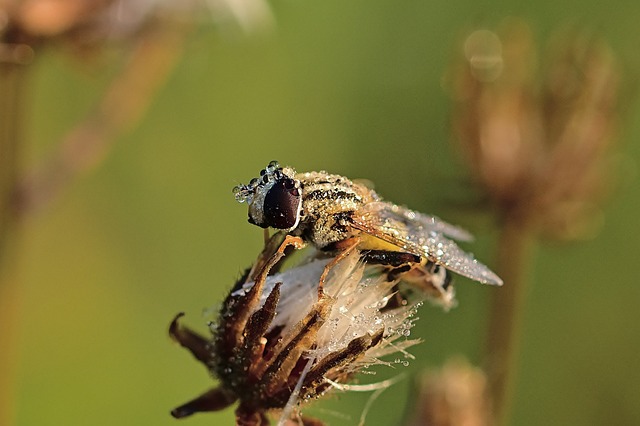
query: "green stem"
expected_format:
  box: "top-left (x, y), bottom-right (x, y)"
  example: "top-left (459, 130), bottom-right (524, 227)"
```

top-left (485, 212), bottom-right (536, 426)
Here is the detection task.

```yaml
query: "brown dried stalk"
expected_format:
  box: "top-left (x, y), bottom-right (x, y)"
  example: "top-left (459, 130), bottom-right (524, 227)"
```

top-left (14, 20), bottom-right (190, 215)
top-left (450, 21), bottom-right (621, 425)
top-left (0, 4), bottom-right (191, 423)
top-left (0, 55), bottom-right (30, 426)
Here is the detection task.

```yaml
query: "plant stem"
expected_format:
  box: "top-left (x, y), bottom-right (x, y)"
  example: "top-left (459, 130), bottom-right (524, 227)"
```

top-left (14, 23), bottom-right (189, 215)
top-left (0, 59), bottom-right (27, 264)
top-left (485, 212), bottom-right (536, 426)
top-left (0, 55), bottom-right (30, 426)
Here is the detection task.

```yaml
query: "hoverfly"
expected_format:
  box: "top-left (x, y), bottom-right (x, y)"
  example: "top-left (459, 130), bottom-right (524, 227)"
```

top-left (233, 161), bottom-right (502, 301)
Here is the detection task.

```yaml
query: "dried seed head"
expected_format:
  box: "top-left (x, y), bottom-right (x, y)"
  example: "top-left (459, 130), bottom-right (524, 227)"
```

top-left (407, 358), bottom-right (491, 426)
top-left (451, 21), bottom-right (543, 207)
top-left (450, 20), bottom-right (621, 240)
top-left (170, 236), bottom-right (423, 425)
top-left (0, 0), bottom-right (274, 58)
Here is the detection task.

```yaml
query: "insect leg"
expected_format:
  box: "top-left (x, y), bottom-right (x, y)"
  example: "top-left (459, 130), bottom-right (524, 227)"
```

top-left (360, 249), bottom-right (426, 286)
top-left (401, 261), bottom-right (456, 310)
top-left (386, 264), bottom-right (412, 282)
top-left (360, 250), bottom-right (421, 267)
top-left (360, 252), bottom-right (456, 310)
top-left (317, 236), bottom-right (361, 297)
top-left (358, 250), bottom-right (423, 310)
top-left (247, 232), bottom-right (306, 282)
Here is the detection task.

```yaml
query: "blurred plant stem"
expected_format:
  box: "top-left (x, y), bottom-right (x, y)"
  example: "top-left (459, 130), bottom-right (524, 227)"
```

top-left (0, 56), bottom-right (30, 426)
top-left (0, 262), bottom-right (21, 426)
top-left (485, 213), bottom-right (535, 426)
top-left (0, 17), bottom-right (189, 424)
top-left (15, 23), bottom-right (190, 215)
top-left (449, 21), bottom-right (621, 426)
top-left (0, 58), bottom-right (28, 269)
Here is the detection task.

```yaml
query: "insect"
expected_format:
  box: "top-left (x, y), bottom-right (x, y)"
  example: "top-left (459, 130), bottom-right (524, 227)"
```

top-left (233, 161), bottom-right (502, 298)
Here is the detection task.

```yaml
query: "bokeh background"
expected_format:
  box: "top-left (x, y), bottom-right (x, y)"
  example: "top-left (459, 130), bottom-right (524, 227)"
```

top-left (7, 0), bottom-right (640, 425)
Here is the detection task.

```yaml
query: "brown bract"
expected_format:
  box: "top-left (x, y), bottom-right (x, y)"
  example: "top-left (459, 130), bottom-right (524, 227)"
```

top-left (169, 235), bottom-right (413, 425)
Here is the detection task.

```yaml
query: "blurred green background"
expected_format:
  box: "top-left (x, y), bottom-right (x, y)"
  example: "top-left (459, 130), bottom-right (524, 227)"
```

top-left (11, 0), bottom-right (640, 425)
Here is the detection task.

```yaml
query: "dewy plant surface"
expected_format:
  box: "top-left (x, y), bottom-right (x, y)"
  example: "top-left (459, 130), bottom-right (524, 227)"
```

top-left (170, 235), bottom-right (424, 425)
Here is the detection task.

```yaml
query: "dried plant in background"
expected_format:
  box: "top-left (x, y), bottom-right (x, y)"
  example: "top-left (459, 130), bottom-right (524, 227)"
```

top-left (0, 3), bottom-right (189, 422)
top-left (170, 235), bottom-right (424, 425)
top-left (449, 20), bottom-right (621, 425)
top-left (1, 0), bottom-right (275, 223)
top-left (0, 1), bottom-right (273, 422)
top-left (406, 358), bottom-right (491, 426)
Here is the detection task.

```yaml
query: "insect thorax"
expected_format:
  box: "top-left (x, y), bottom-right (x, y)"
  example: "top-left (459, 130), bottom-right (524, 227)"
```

top-left (295, 172), bottom-right (372, 248)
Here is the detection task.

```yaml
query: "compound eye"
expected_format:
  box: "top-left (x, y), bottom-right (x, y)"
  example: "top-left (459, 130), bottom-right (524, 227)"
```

top-left (263, 178), bottom-right (301, 230)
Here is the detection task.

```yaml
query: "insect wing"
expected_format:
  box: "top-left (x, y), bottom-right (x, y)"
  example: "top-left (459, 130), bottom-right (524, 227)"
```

top-left (350, 203), bottom-right (503, 286)
top-left (354, 202), bottom-right (474, 241)
top-left (386, 203), bottom-right (474, 242)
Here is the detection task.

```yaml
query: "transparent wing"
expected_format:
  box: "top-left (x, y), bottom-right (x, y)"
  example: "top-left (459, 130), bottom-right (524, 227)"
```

top-left (350, 202), bottom-right (503, 286)
top-left (377, 203), bottom-right (474, 242)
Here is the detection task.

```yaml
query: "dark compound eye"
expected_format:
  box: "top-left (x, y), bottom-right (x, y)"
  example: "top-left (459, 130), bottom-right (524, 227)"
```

top-left (283, 178), bottom-right (295, 189)
top-left (263, 178), bottom-right (301, 230)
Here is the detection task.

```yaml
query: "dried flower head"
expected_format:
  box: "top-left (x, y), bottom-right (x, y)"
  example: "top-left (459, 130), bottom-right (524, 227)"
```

top-left (407, 358), bottom-right (491, 426)
top-left (0, 0), bottom-right (273, 60)
top-left (450, 20), bottom-right (620, 240)
top-left (169, 235), bottom-right (423, 425)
